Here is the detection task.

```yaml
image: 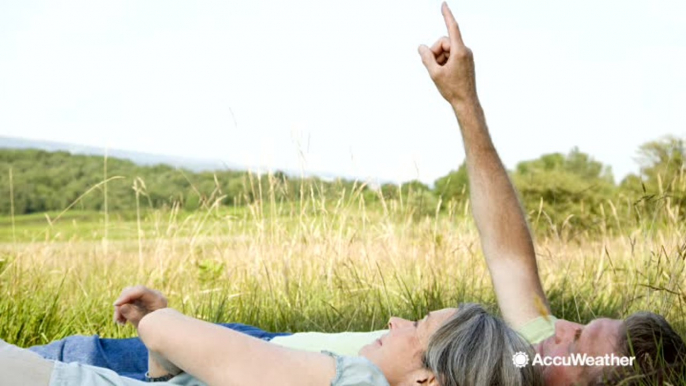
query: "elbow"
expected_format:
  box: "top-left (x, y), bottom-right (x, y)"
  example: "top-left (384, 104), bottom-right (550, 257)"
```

top-left (138, 308), bottom-right (167, 352)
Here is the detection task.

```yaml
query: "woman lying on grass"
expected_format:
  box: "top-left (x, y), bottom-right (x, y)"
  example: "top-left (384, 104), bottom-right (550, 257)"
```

top-left (0, 285), bottom-right (542, 386)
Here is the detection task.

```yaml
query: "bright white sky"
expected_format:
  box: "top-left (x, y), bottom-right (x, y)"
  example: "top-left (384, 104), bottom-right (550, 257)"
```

top-left (1, 0), bottom-right (685, 185)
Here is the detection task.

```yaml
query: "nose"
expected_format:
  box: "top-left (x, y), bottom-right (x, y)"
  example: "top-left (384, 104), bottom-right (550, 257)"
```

top-left (553, 320), bottom-right (583, 344)
top-left (388, 317), bottom-right (412, 330)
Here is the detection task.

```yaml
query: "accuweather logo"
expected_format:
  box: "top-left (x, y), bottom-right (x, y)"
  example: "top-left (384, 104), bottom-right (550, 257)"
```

top-left (512, 353), bottom-right (635, 367)
top-left (512, 352), bottom-right (529, 368)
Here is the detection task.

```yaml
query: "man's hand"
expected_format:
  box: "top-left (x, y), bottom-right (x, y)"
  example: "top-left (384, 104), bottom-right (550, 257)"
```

top-left (418, 2), bottom-right (477, 107)
top-left (113, 285), bottom-right (167, 328)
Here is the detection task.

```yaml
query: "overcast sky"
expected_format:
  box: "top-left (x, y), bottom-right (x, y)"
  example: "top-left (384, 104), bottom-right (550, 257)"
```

top-left (1, 0), bottom-right (685, 184)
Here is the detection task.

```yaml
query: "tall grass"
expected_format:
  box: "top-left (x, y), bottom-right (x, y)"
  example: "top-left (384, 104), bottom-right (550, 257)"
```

top-left (0, 172), bottom-right (684, 356)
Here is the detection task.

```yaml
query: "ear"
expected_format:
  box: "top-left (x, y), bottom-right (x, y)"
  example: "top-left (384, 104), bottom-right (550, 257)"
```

top-left (412, 368), bottom-right (438, 385)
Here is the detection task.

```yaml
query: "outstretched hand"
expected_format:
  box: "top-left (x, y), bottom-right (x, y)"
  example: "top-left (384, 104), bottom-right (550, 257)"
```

top-left (418, 2), bottom-right (477, 107)
top-left (113, 285), bottom-right (167, 328)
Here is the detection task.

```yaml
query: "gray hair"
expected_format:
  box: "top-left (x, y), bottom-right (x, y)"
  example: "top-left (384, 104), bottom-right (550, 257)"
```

top-left (423, 303), bottom-right (543, 386)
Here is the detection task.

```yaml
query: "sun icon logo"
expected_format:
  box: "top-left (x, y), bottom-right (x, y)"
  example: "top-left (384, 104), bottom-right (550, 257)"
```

top-left (512, 351), bottom-right (530, 368)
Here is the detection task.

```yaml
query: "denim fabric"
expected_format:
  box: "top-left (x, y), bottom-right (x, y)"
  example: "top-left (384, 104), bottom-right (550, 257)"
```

top-left (28, 323), bottom-right (291, 381)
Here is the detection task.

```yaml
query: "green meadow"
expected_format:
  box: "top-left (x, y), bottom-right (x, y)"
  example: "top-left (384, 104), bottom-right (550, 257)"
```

top-left (1, 188), bottom-right (684, 352)
top-left (1, 144), bottom-right (685, 386)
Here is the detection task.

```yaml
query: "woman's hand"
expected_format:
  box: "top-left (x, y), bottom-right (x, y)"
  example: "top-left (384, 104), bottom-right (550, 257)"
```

top-left (113, 285), bottom-right (168, 328)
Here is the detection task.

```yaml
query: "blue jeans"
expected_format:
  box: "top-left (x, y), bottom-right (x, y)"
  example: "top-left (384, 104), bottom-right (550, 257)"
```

top-left (28, 323), bottom-right (291, 381)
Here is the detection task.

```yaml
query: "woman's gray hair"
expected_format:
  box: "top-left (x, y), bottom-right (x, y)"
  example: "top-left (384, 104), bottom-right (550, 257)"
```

top-left (423, 303), bottom-right (543, 386)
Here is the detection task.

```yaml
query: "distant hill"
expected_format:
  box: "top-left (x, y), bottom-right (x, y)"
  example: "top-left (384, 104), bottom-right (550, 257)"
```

top-left (0, 136), bottom-right (237, 172)
top-left (0, 146), bottom-right (393, 215)
top-left (0, 136), bottom-right (386, 185)
top-left (0, 137), bottom-right (398, 215)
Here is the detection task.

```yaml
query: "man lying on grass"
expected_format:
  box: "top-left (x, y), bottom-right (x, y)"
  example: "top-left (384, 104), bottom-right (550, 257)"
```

top-left (29, 2), bottom-right (686, 385)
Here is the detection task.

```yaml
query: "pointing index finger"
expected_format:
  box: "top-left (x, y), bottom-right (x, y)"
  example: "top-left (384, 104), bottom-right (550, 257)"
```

top-left (441, 2), bottom-right (463, 47)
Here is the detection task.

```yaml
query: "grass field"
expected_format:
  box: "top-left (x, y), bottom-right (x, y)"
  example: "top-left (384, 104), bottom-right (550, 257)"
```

top-left (0, 189), bottom-right (685, 358)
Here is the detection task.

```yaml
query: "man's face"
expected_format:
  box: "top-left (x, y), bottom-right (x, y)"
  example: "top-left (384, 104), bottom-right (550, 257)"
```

top-left (359, 308), bottom-right (457, 385)
top-left (537, 318), bottom-right (623, 385)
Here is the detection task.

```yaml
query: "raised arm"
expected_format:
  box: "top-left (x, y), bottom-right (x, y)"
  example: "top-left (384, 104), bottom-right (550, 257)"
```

top-left (418, 3), bottom-right (549, 329)
top-left (137, 308), bottom-right (335, 386)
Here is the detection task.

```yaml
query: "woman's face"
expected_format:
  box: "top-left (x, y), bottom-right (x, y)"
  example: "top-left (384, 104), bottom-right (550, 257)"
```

top-left (359, 307), bottom-right (457, 385)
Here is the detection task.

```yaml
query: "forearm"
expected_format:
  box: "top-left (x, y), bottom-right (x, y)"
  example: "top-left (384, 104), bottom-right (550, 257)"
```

top-left (451, 99), bottom-right (549, 326)
top-left (452, 99), bottom-right (535, 262)
top-left (147, 349), bottom-right (182, 378)
top-left (138, 308), bottom-right (334, 386)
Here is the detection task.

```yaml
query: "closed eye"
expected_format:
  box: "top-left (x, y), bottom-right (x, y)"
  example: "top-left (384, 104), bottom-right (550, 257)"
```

top-left (568, 329), bottom-right (583, 354)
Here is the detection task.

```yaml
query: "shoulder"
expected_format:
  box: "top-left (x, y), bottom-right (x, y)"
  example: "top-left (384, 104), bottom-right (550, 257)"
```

top-left (517, 315), bottom-right (557, 344)
top-left (322, 352), bottom-right (390, 386)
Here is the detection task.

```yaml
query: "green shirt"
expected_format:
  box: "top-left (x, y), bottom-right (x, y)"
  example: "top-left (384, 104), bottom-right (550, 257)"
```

top-left (517, 315), bottom-right (557, 344)
top-left (273, 314), bottom-right (558, 354)
top-left (271, 330), bottom-right (388, 356)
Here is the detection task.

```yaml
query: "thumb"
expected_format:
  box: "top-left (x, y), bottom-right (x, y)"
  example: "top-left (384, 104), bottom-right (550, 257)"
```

top-left (418, 44), bottom-right (439, 75)
top-left (118, 304), bottom-right (146, 327)
top-left (119, 304), bottom-right (134, 319)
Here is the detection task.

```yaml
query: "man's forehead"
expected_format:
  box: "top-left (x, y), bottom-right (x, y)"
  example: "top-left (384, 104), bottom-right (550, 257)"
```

top-left (587, 318), bottom-right (622, 334)
top-left (582, 318), bottom-right (622, 351)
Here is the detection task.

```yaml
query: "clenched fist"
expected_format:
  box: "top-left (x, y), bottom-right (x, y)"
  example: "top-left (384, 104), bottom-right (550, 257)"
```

top-left (113, 285), bottom-right (167, 328)
top-left (418, 2), bottom-right (478, 107)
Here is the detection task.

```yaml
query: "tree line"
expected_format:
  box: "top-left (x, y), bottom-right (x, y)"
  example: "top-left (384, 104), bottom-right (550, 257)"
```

top-left (1, 136), bottom-right (684, 234)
